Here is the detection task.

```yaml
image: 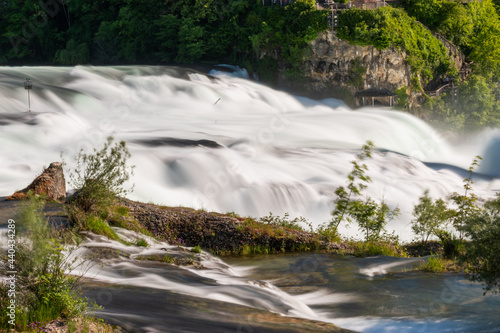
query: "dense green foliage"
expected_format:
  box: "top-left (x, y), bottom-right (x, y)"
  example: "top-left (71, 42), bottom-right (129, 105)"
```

top-left (0, 0), bottom-right (326, 82)
top-left (400, 0), bottom-right (500, 77)
top-left (406, 156), bottom-right (500, 293)
top-left (395, 0), bottom-right (500, 130)
top-left (449, 156), bottom-right (482, 240)
top-left (463, 194), bottom-right (500, 294)
top-left (337, 6), bottom-right (455, 85)
top-left (427, 75), bottom-right (500, 131)
top-left (420, 255), bottom-right (447, 272)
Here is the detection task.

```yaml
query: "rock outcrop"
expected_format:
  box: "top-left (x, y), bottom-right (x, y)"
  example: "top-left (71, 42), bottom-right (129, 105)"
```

top-left (308, 32), bottom-right (412, 91)
top-left (6, 162), bottom-right (66, 202)
top-left (120, 199), bottom-right (342, 255)
top-left (275, 31), bottom-right (412, 103)
top-left (276, 31), bottom-right (465, 106)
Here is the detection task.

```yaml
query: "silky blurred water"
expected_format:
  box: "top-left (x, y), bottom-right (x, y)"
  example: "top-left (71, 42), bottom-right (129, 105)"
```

top-left (64, 227), bottom-right (500, 333)
top-left (1, 65), bottom-right (499, 241)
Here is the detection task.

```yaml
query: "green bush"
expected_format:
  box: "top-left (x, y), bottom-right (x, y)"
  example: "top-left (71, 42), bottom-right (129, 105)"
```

top-left (462, 194), bottom-right (500, 294)
top-left (86, 215), bottom-right (117, 239)
top-left (350, 240), bottom-right (407, 257)
top-left (421, 255), bottom-right (446, 272)
top-left (412, 189), bottom-right (451, 242)
top-left (0, 196), bottom-right (89, 329)
top-left (435, 229), bottom-right (463, 259)
top-left (67, 136), bottom-right (135, 213)
top-left (116, 206), bottom-right (129, 216)
top-left (68, 207), bottom-right (120, 241)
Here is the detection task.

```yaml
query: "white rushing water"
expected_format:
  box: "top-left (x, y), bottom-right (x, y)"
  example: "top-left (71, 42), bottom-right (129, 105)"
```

top-left (1, 65), bottom-right (500, 240)
top-left (67, 228), bottom-right (500, 332)
top-left (67, 227), bottom-right (338, 323)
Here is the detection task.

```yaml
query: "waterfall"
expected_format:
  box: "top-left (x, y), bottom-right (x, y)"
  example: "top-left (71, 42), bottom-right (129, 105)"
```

top-left (1, 65), bottom-right (498, 240)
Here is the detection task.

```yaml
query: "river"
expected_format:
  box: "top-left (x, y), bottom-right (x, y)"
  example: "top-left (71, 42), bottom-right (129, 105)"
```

top-left (1, 65), bottom-right (500, 332)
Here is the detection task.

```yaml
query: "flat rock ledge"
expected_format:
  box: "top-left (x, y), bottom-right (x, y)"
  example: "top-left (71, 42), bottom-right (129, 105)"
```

top-left (120, 199), bottom-right (344, 255)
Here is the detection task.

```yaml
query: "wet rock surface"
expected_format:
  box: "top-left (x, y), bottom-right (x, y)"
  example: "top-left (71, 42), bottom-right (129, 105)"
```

top-left (404, 241), bottom-right (444, 257)
top-left (136, 137), bottom-right (223, 148)
top-left (84, 283), bottom-right (356, 333)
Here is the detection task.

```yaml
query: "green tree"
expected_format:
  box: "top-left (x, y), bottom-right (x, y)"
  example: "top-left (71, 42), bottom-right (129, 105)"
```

top-left (449, 156), bottom-right (482, 240)
top-left (401, 0), bottom-right (500, 78)
top-left (330, 141), bottom-right (375, 233)
top-left (469, 0), bottom-right (500, 77)
top-left (437, 3), bottom-right (473, 50)
top-left (1, 0), bottom-right (65, 62)
top-left (351, 198), bottom-right (398, 241)
top-left (412, 189), bottom-right (450, 242)
top-left (156, 14), bottom-right (182, 62)
top-left (401, 0), bottom-right (445, 29)
top-left (54, 39), bottom-right (89, 65)
top-left (427, 75), bottom-right (500, 132)
top-left (330, 141), bottom-right (399, 240)
top-left (459, 75), bottom-right (498, 130)
top-left (176, 18), bottom-right (207, 63)
top-left (463, 194), bottom-right (500, 294)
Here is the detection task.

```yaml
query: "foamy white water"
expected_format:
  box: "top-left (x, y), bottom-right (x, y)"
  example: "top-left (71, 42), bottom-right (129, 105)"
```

top-left (67, 227), bottom-right (333, 321)
top-left (1, 65), bottom-right (499, 240)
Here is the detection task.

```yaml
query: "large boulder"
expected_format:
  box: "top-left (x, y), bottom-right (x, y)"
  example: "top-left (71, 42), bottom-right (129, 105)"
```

top-left (6, 162), bottom-right (66, 202)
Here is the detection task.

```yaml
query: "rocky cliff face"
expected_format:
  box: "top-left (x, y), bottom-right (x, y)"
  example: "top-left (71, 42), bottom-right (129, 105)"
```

top-left (307, 32), bottom-right (411, 92)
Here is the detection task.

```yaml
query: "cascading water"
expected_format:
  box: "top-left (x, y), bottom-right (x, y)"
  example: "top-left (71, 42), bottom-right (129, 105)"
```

top-left (62, 228), bottom-right (500, 332)
top-left (0, 65), bottom-right (499, 240)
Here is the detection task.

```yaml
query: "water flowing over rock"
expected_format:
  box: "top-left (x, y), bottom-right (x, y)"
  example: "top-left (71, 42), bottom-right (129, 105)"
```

top-left (6, 162), bottom-right (66, 201)
top-left (0, 66), bottom-right (496, 241)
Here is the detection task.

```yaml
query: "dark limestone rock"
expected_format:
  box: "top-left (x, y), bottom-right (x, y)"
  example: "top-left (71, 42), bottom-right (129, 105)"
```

top-left (6, 162), bottom-right (66, 202)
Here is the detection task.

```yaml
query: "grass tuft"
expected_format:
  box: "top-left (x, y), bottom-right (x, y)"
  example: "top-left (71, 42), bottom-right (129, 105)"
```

top-left (135, 238), bottom-right (149, 247)
top-left (420, 255), bottom-right (447, 272)
top-left (191, 245), bottom-right (202, 253)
